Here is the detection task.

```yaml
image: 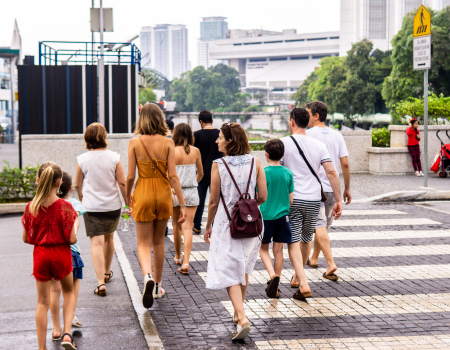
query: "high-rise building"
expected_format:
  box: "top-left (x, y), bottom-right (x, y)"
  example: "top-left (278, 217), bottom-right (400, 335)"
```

top-left (340, 0), bottom-right (450, 56)
top-left (197, 17), bottom-right (228, 68)
top-left (140, 24), bottom-right (188, 80)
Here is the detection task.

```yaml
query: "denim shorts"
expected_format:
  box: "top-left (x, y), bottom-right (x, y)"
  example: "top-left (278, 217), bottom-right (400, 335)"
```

top-left (72, 251), bottom-right (84, 280)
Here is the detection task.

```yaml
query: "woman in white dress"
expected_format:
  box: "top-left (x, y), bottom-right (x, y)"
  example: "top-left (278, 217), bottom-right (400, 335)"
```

top-left (203, 123), bottom-right (267, 341)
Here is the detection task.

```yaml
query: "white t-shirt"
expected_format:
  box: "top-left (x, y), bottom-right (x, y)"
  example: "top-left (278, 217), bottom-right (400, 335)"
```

top-left (306, 126), bottom-right (349, 192)
top-left (280, 135), bottom-right (331, 201)
top-left (77, 150), bottom-right (122, 212)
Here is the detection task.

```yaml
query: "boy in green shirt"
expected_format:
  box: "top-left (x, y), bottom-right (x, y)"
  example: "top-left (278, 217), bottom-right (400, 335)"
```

top-left (260, 139), bottom-right (311, 301)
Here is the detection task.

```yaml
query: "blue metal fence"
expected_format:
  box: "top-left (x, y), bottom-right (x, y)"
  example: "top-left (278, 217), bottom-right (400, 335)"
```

top-left (39, 41), bottom-right (141, 72)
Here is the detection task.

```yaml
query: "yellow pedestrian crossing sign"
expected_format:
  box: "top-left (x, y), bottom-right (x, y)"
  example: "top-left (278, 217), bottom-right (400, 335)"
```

top-left (414, 5), bottom-right (431, 38)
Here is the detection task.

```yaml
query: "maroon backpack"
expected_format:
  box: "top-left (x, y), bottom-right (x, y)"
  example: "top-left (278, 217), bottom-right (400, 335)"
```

top-left (220, 157), bottom-right (263, 241)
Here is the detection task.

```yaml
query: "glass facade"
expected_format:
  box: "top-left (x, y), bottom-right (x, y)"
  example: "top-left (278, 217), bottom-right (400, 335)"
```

top-left (369, 0), bottom-right (387, 40)
top-left (405, 0), bottom-right (422, 14)
top-left (200, 17), bottom-right (228, 42)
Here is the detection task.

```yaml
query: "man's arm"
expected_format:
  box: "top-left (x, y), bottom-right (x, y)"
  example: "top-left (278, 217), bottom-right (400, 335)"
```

top-left (322, 161), bottom-right (342, 219)
top-left (340, 156), bottom-right (351, 205)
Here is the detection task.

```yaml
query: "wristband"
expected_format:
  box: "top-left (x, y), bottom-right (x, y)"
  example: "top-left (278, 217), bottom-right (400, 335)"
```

top-left (180, 205), bottom-right (186, 208)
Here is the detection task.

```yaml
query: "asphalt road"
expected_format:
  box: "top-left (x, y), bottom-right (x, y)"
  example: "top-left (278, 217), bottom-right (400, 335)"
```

top-left (0, 214), bottom-right (148, 350)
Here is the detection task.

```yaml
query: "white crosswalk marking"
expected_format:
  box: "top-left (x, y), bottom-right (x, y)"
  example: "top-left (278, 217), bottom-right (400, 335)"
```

top-left (254, 335), bottom-right (450, 350)
top-left (167, 235), bottom-right (205, 243)
top-left (340, 209), bottom-right (407, 216)
top-left (189, 244), bottom-right (450, 262)
top-left (332, 218), bottom-right (441, 227)
top-left (197, 264), bottom-right (450, 284)
top-left (221, 293), bottom-right (450, 319)
top-left (328, 229), bottom-right (450, 241)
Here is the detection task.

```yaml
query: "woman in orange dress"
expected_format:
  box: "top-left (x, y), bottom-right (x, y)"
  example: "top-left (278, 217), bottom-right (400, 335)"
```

top-left (126, 103), bottom-right (186, 308)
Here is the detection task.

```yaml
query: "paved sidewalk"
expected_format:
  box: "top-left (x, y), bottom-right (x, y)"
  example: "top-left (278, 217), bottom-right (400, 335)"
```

top-left (117, 201), bottom-right (450, 349)
top-left (0, 214), bottom-right (148, 350)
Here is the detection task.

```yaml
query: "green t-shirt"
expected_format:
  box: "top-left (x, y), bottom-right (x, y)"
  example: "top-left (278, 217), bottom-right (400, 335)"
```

top-left (260, 166), bottom-right (294, 221)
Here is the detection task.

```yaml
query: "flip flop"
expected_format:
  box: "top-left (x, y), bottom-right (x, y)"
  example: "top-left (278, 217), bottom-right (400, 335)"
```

top-left (232, 323), bottom-right (251, 341)
top-left (174, 257), bottom-right (183, 265)
top-left (307, 259), bottom-right (319, 268)
top-left (52, 328), bottom-right (62, 341)
top-left (61, 333), bottom-right (77, 350)
top-left (104, 271), bottom-right (113, 283)
top-left (323, 272), bottom-right (339, 281)
top-left (290, 275), bottom-right (299, 288)
top-left (265, 276), bottom-right (280, 298)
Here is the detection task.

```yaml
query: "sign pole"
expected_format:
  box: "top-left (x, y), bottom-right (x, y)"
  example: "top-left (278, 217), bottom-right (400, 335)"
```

top-left (423, 69), bottom-right (428, 187)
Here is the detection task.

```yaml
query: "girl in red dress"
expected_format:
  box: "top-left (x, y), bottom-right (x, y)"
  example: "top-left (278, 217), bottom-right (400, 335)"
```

top-left (22, 162), bottom-right (79, 350)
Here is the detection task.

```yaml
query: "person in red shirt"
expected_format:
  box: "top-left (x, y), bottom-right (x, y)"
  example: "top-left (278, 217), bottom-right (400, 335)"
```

top-left (22, 162), bottom-right (79, 350)
top-left (406, 118), bottom-right (424, 176)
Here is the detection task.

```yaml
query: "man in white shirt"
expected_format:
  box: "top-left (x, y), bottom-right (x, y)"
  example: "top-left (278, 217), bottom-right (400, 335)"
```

top-left (280, 108), bottom-right (343, 299)
top-left (305, 101), bottom-right (352, 281)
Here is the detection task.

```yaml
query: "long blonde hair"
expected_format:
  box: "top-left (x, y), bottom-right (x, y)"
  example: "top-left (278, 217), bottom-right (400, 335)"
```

top-left (30, 162), bottom-right (63, 216)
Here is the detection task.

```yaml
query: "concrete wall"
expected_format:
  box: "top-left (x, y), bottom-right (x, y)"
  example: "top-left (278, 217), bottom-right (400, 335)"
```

top-left (340, 130), bottom-right (372, 173)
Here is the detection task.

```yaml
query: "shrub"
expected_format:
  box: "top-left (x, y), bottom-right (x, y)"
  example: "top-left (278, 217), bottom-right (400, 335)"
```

top-left (0, 161), bottom-right (39, 203)
top-left (248, 137), bottom-right (265, 151)
top-left (372, 127), bottom-right (391, 147)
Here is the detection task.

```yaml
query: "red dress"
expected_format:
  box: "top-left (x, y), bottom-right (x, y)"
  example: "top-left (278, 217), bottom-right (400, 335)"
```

top-left (22, 199), bottom-right (78, 281)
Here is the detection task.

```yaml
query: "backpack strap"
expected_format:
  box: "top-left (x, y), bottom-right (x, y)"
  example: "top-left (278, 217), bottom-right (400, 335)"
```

top-left (220, 158), bottom-right (242, 197)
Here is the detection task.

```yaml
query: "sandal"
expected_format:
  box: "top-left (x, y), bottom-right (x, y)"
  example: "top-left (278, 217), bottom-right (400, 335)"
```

top-left (52, 327), bottom-right (62, 341)
top-left (61, 333), bottom-right (77, 350)
top-left (265, 276), bottom-right (280, 298)
top-left (174, 257), bottom-right (183, 266)
top-left (323, 272), bottom-right (339, 281)
top-left (307, 259), bottom-right (319, 268)
top-left (177, 263), bottom-right (189, 275)
top-left (232, 323), bottom-right (251, 341)
top-left (104, 271), bottom-right (113, 283)
top-left (290, 275), bottom-right (299, 288)
top-left (94, 284), bottom-right (106, 297)
top-left (293, 289), bottom-right (312, 301)
top-left (72, 316), bottom-right (82, 328)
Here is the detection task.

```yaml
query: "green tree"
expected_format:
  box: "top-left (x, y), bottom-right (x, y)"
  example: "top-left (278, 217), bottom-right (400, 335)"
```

top-left (230, 92), bottom-right (250, 112)
top-left (168, 72), bottom-right (192, 112)
top-left (382, 7), bottom-right (450, 107)
top-left (391, 93), bottom-right (450, 123)
top-left (209, 64), bottom-right (241, 107)
top-left (186, 66), bottom-right (209, 111)
top-left (139, 87), bottom-right (156, 105)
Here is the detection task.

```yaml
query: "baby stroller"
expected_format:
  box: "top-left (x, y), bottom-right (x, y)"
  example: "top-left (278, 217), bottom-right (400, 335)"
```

top-left (431, 130), bottom-right (450, 178)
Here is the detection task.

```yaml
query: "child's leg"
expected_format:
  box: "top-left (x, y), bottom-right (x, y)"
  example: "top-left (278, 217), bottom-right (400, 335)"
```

top-left (36, 280), bottom-right (51, 350)
top-left (60, 272), bottom-right (76, 342)
top-left (49, 278), bottom-right (62, 335)
top-left (272, 243), bottom-right (284, 277)
top-left (259, 243), bottom-right (275, 278)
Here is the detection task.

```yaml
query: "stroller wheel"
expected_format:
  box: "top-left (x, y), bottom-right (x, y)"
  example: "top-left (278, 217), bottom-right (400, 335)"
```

top-left (439, 171), bottom-right (448, 178)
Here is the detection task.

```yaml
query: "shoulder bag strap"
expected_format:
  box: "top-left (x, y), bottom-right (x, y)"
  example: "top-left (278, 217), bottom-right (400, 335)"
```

top-left (290, 135), bottom-right (325, 198)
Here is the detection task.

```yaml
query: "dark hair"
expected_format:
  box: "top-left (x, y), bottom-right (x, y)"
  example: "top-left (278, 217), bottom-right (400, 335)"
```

top-left (264, 139), bottom-right (284, 161)
top-left (58, 171), bottom-right (72, 198)
top-left (289, 108), bottom-right (310, 128)
top-left (134, 103), bottom-right (168, 136)
top-left (165, 119), bottom-right (174, 131)
top-left (221, 123), bottom-right (251, 156)
top-left (410, 118), bottom-right (418, 125)
top-left (199, 110), bottom-right (213, 124)
top-left (84, 123), bottom-right (108, 149)
top-left (305, 101), bottom-right (328, 122)
top-left (172, 123), bottom-right (194, 154)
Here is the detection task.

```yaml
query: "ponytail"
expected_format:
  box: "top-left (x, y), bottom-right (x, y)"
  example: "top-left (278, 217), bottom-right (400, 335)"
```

top-left (30, 162), bottom-right (63, 216)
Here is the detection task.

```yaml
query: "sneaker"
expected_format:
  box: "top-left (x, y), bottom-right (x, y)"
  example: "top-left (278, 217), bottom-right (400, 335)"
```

top-left (415, 171), bottom-right (420, 177)
top-left (153, 287), bottom-right (166, 299)
top-left (419, 171), bottom-right (425, 176)
top-left (142, 274), bottom-right (155, 308)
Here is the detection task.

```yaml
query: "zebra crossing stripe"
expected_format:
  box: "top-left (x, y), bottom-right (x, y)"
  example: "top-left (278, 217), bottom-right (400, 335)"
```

top-left (254, 335), bottom-right (450, 349)
top-left (197, 264), bottom-right (450, 284)
top-left (221, 293), bottom-right (450, 319)
top-left (340, 209), bottom-right (407, 216)
top-left (188, 244), bottom-right (450, 262)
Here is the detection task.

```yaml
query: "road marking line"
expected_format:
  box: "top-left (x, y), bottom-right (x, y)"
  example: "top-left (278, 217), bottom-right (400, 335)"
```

top-left (254, 335), bottom-right (450, 349)
top-left (189, 244), bottom-right (450, 262)
top-left (340, 209), bottom-right (407, 216)
top-left (332, 218), bottom-right (441, 227)
top-left (113, 232), bottom-right (164, 350)
top-left (328, 229), bottom-right (450, 240)
top-left (198, 264), bottom-right (450, 284)
top-left (221, 293), bottom-right (450, 319)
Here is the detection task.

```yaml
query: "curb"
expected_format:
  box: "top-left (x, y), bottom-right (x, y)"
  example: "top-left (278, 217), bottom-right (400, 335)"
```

top-left (352, 190), bottom-right (450, 203)
top-left (113, 232), bottom-right (164, 350)
top-left (0, 203), bottom-right (27, 215)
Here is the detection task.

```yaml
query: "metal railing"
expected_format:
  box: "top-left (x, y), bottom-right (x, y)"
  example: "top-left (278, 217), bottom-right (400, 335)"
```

top-left (39, 41), bottom-right (141, 72)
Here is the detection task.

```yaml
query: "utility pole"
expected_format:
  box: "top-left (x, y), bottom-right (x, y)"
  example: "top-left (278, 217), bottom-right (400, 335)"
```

top-left (98, 0), bottom-right (105, 125)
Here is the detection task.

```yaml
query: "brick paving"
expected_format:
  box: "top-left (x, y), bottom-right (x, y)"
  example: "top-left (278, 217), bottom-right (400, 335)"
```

top-left (117, 202), bottom-right (450, 349)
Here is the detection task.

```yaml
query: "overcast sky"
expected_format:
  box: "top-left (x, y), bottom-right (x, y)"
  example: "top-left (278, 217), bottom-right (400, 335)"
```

top-left (1, 0), bottom-right (340, 66)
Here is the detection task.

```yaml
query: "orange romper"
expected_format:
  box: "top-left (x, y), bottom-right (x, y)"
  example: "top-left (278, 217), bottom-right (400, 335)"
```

top-left (132, 137), bottom-right (173, 222)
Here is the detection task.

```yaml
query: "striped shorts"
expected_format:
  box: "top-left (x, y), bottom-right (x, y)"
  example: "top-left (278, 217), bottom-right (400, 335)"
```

top-left (288, 199), bottom-right (321, 243)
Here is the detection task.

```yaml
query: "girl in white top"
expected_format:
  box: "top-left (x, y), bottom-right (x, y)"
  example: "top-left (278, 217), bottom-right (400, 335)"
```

top-left (74, 123), bottom-right (128, 297)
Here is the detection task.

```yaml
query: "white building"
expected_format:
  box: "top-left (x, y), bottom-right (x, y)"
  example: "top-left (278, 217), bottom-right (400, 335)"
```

top-left (140, 24), bottom-right (188, 80)
top-left (197, 17), bottom-right (228, 68)
top-left (340, 0), bottom-right (450, 56)
top-left (209, 30), bottom-right (340, 105)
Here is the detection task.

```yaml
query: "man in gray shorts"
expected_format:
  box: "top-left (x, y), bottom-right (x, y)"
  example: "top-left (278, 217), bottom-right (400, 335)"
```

top-left (306, 101), bottom-right (352, 280)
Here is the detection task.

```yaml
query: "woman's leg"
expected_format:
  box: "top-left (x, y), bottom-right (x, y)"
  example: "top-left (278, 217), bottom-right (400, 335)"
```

top-left (60, 273), bottom-right (76, 346)
top-left (152, 219), bottom-right (169, 283)
top-left (90, 235), bottom-right (106, 291)
top-left (182, 206), bottom-right (197, 265)
top-left (73, 278), bottom-right (80, 310)
top-left (234, 274), bottom-right (249, 323)
top-left (36, 280), bottom-right (51, 350)
top-left (408, 145), bottom-right (420, 172)
top-left (49, 279), bottom-right (62, 336)
top-left (172, 207), bottom-right (182, 260)
top-left (228, 278), bottom-right (250, 327)
top-left (103, 232), bottom-right (115, 276)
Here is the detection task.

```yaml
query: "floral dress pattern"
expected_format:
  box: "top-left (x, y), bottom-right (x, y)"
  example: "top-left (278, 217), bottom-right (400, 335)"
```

top-left (175, 164), bottom-right (199, 207)
top-left (206, 154), bottom-right (263, 290)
